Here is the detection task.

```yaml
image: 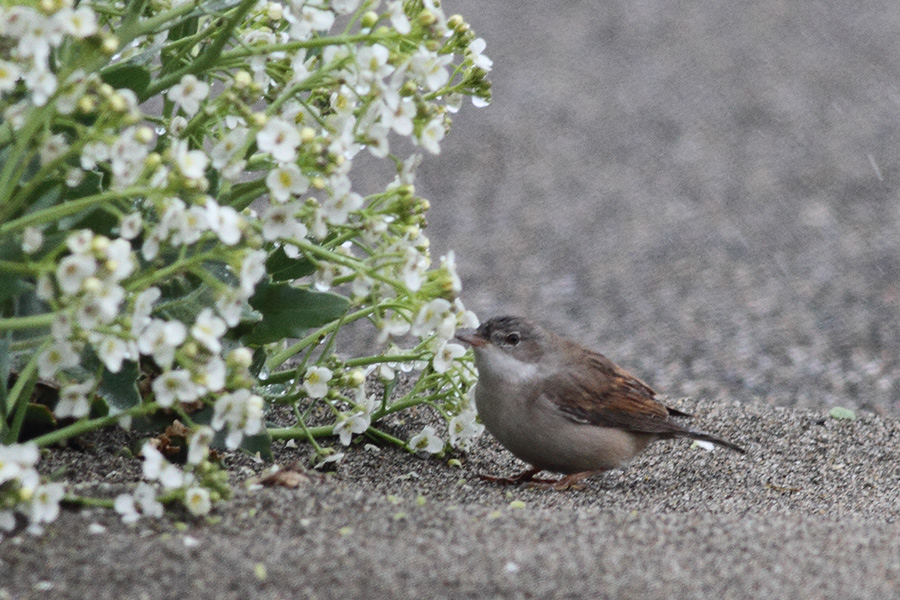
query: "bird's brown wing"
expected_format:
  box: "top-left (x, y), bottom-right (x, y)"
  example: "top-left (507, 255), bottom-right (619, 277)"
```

top-left (541, 351), bottom-right (691, 435)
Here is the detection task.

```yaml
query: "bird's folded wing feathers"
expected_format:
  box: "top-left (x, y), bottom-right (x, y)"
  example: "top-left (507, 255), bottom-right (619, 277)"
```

top-left (541, 352), bottom-right (692, 435)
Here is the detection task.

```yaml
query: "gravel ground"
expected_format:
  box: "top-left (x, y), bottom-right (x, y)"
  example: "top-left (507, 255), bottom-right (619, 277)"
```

top-left (5, 0), bottom-right (900, 598)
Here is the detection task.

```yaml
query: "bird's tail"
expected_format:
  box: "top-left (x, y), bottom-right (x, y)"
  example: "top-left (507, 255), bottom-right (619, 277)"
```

top-left (681, 429), bottom-right (746, 454)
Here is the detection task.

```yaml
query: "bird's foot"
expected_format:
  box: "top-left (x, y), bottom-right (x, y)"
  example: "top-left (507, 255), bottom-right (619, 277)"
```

top-left (478, 467), bottom-right (549, 486)
top-left (523, 470), bottom-right (604, 491)
top-left (479, 468), bottom-right (603, 490)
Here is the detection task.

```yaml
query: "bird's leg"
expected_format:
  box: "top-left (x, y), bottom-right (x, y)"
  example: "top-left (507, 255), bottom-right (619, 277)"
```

top-left (525, 470), bottom-right (605, 491)
top-left (478, 467), bottom-right (546, 485)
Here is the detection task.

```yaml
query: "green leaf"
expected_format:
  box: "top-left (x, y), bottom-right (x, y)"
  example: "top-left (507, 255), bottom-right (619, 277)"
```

top-left (97, 360), bottom-right (142, 414)
top-left (101, 64), bottom-right (152, 96)
top-left (828, 406), bottom-right (857, 421)
top-left (244, 282), bottom-right (349, 345)
top-left (266, 247), bottom-right (315, 282)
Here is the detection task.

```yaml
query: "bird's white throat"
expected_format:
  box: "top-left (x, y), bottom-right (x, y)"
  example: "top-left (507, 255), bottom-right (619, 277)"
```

top-left (473, 346), bottom-right (542, 386)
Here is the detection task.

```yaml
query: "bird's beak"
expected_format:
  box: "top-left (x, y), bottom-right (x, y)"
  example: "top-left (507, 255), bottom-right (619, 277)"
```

top-left (455, 329), bottom-right (487, 348)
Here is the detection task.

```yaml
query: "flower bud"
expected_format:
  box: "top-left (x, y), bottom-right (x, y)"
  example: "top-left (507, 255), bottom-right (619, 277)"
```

top-left (82, 276), bottom-right (103, 294)
top-left (102, 35), bottom-right (120, 55)
top-left (91, 235), bottom-right (110, 253)
top-left (77, 96), bottom-right (96, 114)
top-left (300, 126), bottom-right (316, 144)
top-left (135, 126), bottom-right (154, 144)
top-left (360, 11), bottom-right (379, 28)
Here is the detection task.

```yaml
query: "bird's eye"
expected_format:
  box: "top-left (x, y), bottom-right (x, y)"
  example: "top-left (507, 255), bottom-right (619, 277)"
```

top-left (505, 332), bottom-right (520, 346)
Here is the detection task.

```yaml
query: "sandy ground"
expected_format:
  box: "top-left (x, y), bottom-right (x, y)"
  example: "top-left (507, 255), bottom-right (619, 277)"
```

top-left (5, 0), bottom-right (900, 598)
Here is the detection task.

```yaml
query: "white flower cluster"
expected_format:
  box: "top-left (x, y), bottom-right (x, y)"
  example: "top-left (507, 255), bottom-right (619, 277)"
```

top-left (0, 444), bottom-right (65, 536)
top-left (2, 0), bottom-right (492, 526)
top-left (0, 3), bottom-right (99, 112)
top-left (114, 436), bottom-right (222, 523)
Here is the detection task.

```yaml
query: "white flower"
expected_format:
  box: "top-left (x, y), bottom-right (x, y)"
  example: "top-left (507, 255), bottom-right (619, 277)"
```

top-left (410, 46), bottom-right (452, 91)
top-left (22, 227), bottom-right (43, 254)
top-left (93, 333), bottom-right (133, 373)
top-left (114, 493), bottom-right (140, 523)
top-left (256, 117), bottom-right (301, 163)
top-left (176, 147), bottom-right (209, 179)
top-left (448, 409), bottom-right (484, 450)
top-left (216, 288), bottom-right (247, 327)
top-left (333, 410), bottom-right (371, 446)
top-left (57, 6), bottom-right (97, 38)
top-left (411, 298), bottom-right (453, 338)
top-left (167, 74), bottom-right (210, 116)
top-left (141, 443), bottom-right (164, 479)
top-left (0, 443), bottom-right (39, 486)
top-left (432, 341), bottom-right (465, 374)
top-left (265, 163), bottom-right (309, 202)
top-left (80, 140), bottom-right (109, 170)
top-left (134, 482), bottom-right (164, 518)
top-left (142, 443), bottom-right (184, 489)
top-left (66, 229), bottom-right (94, 254)
top-left (81, 281), bottom-right (125, 325)
top-left (331, 0), bottom-right (361, 14)
top-left (376, 311), bottom-right (411, 344)
top-left (103, 238), bottom-right (135, 281)
top-left (119, 213), bottom-right (142, 240)
top-left (187, 426), bottom-right (214, 465)
top-left (37, 340), bottom-right (80, 378)
top-left (151, 369), bottom-right (199, 408)
top-left (132, 287), bottom-right (161, 335)
top-left (262, 201), bottom-right (307, 241)
top-left (387, 1), bottom-right (410, 34)
top-left (56, 253), bottom-right (96, 294)
top-left (0, 511), bottom-right (15, 532)
top-left (408, 425), bottom-right (443, 454)
top-left (39, 133), bottom-right (68, 165)
top-left (418, 117), bottom-right (445, 154)
top-left (196, 356), bottom-right (226, 393)
top-left (24, 69), bottom-right (57, 106)
top-left (55, 379), bottom-right (94, 419)
top-left (211, 389), bottom-right (264, 449)
top-left (323, 176), bottom-right (363, 225)
top-left (28, 483), bottom-right (64, 525)
top-left (205, 199), bottom-right (242, 245)
top-left (138, 319), bottom-right (187, 369)
top-left (467, 38), bottom-right (493, 71)
top-left (239, 249), bottom-right (267, 296)
top-left (115, 482), bottom-right (163, 523)
top-left (380, 92), bottom-right (415, 136)
top-left (0, 59), bottom-right (22, 94)
top-left (288, 5), bottom-right (335, 40)
top-left (184, 487), bottom-right (211, 516)
top-left (191, 308), bottom-right (226, 353)
top-left (303, 366), bottom-right (332, 398)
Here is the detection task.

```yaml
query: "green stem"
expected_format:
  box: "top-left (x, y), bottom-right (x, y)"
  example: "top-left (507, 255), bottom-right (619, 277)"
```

top-left (3, 341), bottom-right (45, 442)
top-left (268, 423), bottom-right (332, 441)
top-left (29, 402), bottom-right (160, 447)
top-left (0, 313), bottom-right (55, 333)
top-left (124, 249), bottom-right (219, 291)
top-left (219, 32), bottom-right (394, 62)
top-left (140, 0), bottom-right (258, 100)
top-left (0, 260), bottom-right (44, 276)
top-left (267, 388), bottom-right (430, 443)
top-left (62, 495), bottom-right (116, 509)
top-left (364, 426), bottom-right (406, 448)
top-left (0, 187), bottom-right (156, 237)
top-left (0, 105), bottom-right (51, 215)
top-left (265, 305), bottom-right (377, 370)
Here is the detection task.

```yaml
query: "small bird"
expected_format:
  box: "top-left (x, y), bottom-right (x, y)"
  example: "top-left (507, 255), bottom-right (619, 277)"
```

top-left (455, 316), bottom-right (745, 489)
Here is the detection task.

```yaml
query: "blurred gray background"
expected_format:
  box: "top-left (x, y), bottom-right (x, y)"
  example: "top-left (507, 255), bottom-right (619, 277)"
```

top-left (416, 0), bottom-right (900, 414)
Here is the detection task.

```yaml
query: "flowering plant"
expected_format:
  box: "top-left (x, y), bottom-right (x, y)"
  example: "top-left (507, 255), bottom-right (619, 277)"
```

top-left (0, 0), bottom-right (489, 533)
